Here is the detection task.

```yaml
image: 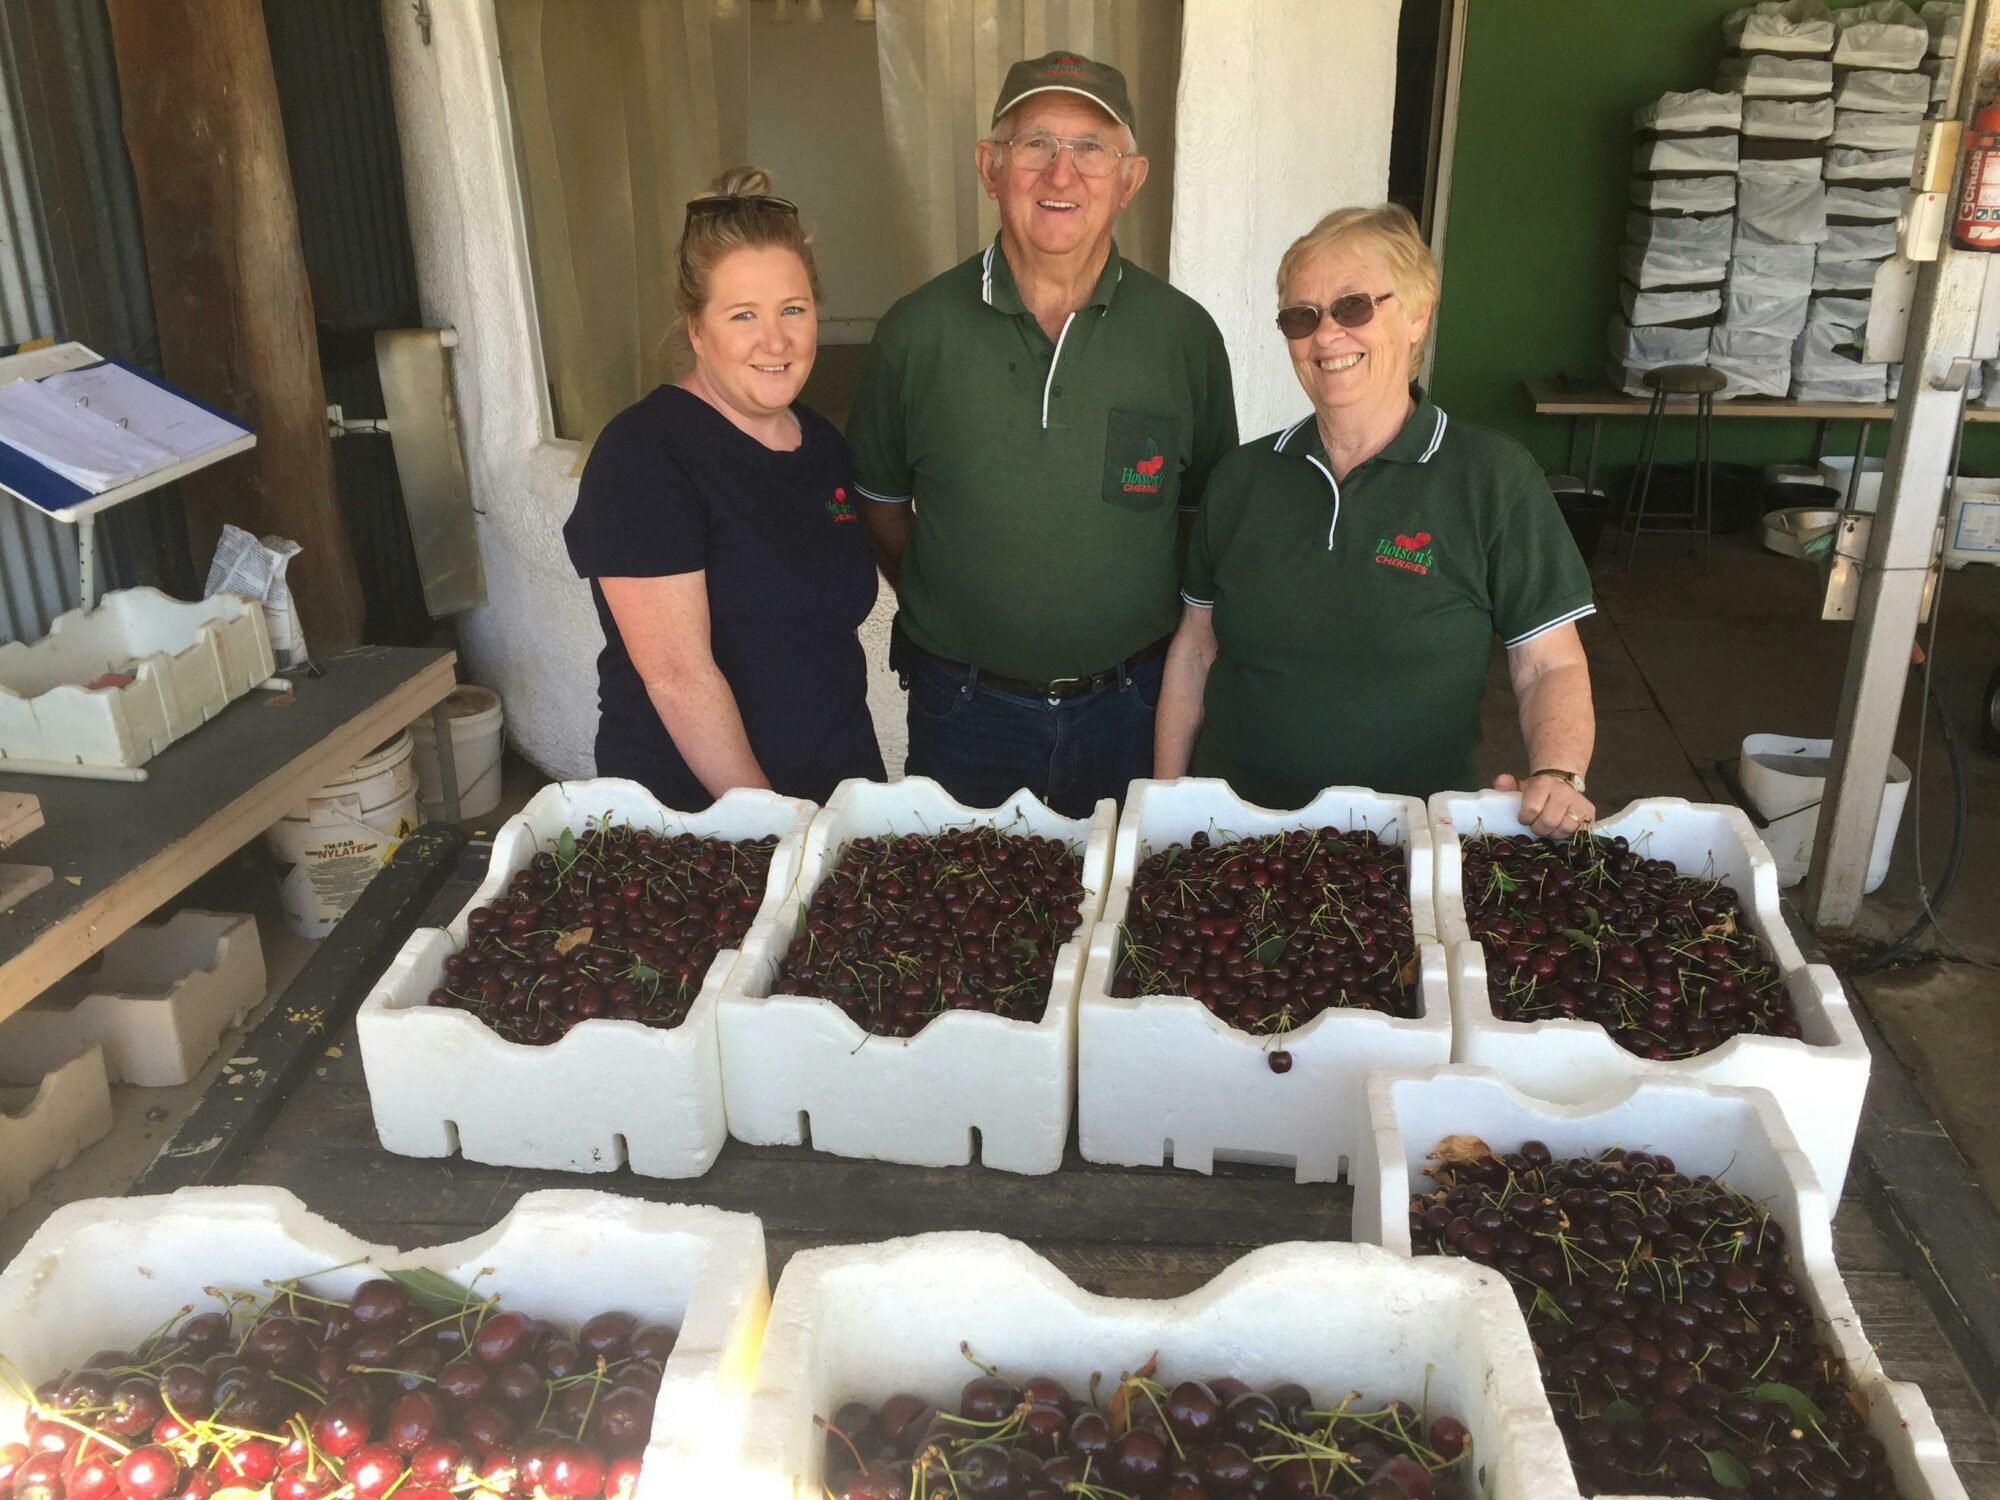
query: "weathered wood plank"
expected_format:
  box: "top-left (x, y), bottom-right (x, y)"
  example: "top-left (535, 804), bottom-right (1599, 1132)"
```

top-left (101, 0), bottom-right (363, 648)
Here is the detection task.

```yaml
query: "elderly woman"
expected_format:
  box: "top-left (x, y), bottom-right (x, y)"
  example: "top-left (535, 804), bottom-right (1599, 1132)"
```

top-left (564, 167), bottom-right (883, 807)
top-left (1153, 204), bottom-right (1596, 834)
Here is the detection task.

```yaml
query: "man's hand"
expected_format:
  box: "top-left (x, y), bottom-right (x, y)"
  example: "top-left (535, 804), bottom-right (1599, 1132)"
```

top-left (1493, 771), bottom-right (1595, 838)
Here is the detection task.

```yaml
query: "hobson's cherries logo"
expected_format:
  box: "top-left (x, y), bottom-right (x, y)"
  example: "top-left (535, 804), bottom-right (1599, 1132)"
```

top-left (827, 485), bottom-right (856, 523)
top-left (1374, 530), bottom-right (1435, 575)
top-left (1122, 442), bottom-right (1167, 495)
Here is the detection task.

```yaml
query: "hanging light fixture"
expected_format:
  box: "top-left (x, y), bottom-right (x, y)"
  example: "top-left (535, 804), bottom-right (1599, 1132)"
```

top-left (853, 0), bottom-right (875, 18)
top-left (713, 0), bottom-right (739, 16)
top-left (804, 0), bottom-right (824, 19)
top-left (770, 0), bottom-right (793, 21)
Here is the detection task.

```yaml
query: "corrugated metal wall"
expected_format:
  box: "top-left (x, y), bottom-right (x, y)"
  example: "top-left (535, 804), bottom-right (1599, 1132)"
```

top-left (0, 0), bottom-right (191, 645)
top-left (265, 0), bottom-right (432, 646)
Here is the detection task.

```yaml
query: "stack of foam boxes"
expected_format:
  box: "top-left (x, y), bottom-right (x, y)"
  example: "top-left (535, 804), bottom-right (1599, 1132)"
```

top-left (1611, 91), bottom-right (1740, 395)
top-left (1793, 2), bottom-right (1931, 399)
top-left (1714, 11), bottom-right (1832, 397)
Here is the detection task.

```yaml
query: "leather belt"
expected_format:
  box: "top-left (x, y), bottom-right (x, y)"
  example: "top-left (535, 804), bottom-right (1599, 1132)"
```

top-left (921, 636), bottom-right (1171, 701)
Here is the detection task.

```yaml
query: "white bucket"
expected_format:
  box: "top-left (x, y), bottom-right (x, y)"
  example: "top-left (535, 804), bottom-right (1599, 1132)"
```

top-left (410, 684), bottom-right (505, 821)
top-left (1815, 454), bottom-right (1885, 512)
top-left (1739, 732), bottom-right (1910, 894)
top-left (262, 731), bottom-right (420, 938)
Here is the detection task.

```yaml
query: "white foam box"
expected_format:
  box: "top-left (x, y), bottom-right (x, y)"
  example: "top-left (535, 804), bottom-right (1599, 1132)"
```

top-left (0, 587), bottom-right (275, 770)
top-left (357, 779), bottom-right (814, 1177)
top-left (0, 1187), bottom-right (770, 1498)
top-left (717, 777), bottom-right (1114, 1175)
top-left (1354, 1065), bottom-right (1969, 1500)
top-left (1428, 790), bottom-right (1869, 1201)
top-left (731, 1230), bottom-right (1577, 1500)
top-left (0, 1044), bottom-right (112, 1212)
top-left (0, 910), bottom-right (265, 1086)
top-left (1076, 778), bottom-right (1451, 1182)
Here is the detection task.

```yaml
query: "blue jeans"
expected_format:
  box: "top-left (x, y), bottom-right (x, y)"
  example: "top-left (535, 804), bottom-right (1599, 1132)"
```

top-left (904, 654), bottom-right (1162, 818)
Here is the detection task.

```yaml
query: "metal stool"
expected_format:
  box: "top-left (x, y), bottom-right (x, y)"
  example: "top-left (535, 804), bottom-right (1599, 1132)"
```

top-left (1622, 363), bottom-right (1725, 569)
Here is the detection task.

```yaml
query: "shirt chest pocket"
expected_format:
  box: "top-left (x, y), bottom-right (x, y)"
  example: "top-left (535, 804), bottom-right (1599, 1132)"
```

top-left (1101, 408), bottom-right (1183, 511)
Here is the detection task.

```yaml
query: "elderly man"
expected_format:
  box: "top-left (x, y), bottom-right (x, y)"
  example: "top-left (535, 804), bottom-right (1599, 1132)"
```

top-left (849, 51), bottom-right (1237, 817)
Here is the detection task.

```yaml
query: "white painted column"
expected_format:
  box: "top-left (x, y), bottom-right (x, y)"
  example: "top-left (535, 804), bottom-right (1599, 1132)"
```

top-left (1170, 0), bottom-right (1400, 440)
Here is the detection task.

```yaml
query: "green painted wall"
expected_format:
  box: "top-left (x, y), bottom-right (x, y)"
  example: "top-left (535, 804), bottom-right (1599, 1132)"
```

top-left (1429, 0), bottom-right (1994, 478)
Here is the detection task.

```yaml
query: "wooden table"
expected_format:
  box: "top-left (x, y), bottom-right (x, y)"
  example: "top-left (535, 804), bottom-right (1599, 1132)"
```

top-left (1526, 377), bottom-right (2000, 502)
top-left (123, 837), bottom-right (2000, 1490)
top-left (0, 644), bottom-right (456, 1022)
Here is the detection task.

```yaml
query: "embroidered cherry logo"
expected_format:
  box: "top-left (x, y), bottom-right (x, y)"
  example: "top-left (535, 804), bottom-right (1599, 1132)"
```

top-left (1394, 531), bottom-right (1432, 550)
top-left (1135, 454), bottom-right (1165, 477)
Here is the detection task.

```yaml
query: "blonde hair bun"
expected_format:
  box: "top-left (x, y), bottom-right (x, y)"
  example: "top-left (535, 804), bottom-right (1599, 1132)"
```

top-left (702, 164), bottom-right (775, 200)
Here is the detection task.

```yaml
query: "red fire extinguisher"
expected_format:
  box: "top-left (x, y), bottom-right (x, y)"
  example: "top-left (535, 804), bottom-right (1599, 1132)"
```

top-left (1954, 104), bottom-right (2000, 249)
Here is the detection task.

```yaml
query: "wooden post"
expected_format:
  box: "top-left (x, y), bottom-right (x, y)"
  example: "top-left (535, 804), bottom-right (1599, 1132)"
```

top-left (103, 0), bottom-right (365, 651)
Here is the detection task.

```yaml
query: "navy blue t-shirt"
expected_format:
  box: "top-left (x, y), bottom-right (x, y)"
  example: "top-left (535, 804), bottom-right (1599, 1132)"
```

top-left (563, 385), bottom-right (884, 808)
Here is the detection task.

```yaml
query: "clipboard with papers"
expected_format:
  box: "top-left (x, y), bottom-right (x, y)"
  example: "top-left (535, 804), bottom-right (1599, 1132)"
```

top-left (0, 340), bottom-right (256, 525)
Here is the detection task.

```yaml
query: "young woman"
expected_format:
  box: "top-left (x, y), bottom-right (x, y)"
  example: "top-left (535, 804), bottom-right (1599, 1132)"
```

top-left (565, 167), bottom-right (884, 806)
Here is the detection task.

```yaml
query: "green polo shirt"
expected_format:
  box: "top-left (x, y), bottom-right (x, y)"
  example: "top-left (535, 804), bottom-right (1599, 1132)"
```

top-left (1182, 392), bottom-right (1594, 804)
top-left (847, 237), bottom-right (1237, 682)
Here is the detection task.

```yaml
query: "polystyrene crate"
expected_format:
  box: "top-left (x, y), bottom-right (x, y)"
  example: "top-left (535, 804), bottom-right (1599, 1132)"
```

top-left (1429, 790), bottom-right (1869, 1201)
top-left (357, 779), bottom-right (814, 1177)
top-left (0, 587), bottom-right (275, 769)
top-left (717, 777), bottom-right (1114, 1175)
top-left (0, 1044), bottom-right (112, 1212)
top-left (731, 1230), bottom-right (1577, 1500)
top-left (0, 910), bottom-right (265, 1086)
top-left (0, 1187), bottom-right (770, 1498)
top-left (1076, 778), bottom-right (1451, 1182)
top-left (1355, 1065), bottom-right (1968, 1500)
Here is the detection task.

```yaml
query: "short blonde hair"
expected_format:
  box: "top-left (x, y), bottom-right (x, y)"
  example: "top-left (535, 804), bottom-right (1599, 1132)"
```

top-left (1276, 203), bottom-right (1439, 320)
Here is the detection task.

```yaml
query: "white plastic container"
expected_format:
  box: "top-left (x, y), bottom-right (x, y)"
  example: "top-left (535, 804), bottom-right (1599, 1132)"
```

top-left (0, 1187), bottom-right (771, 1500)
top-left (1816, 452), bottom-right (1886, 510)
top-left (1739, 732), bottom-right (1910, 892)
top-left (1355, 1066), bottom-right (1969, 1500)
top-left (732, 1231), bottom-right (1576, 1500)
top-left (264, 730), bottom-right (421, 937)
top-left (1944, 475), bottom-right (2000, 568)
top-left (0, 587), bottom-right (274, 770)
top-left (0, 910), bottom-right (264, 1086)
top-left (717, 778), bottom-right (1114, 1176)
top-left (1429, 790), bottom-right (1870, 1201)
top-left (410, 683), bottom-right (506, 820)
top-left (1076, 778), bottom-right (1451, 1182)
top-left (0, 1044), bottom-right (112, 1212)
top-left (358, 779), bottom-right (813, 1178)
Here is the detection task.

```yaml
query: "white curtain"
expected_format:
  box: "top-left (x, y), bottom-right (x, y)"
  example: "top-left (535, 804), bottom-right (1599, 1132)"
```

top-left (495, 0), bottom-right (734, 443)
top-left (874, 0), bottom-right (1181, 287)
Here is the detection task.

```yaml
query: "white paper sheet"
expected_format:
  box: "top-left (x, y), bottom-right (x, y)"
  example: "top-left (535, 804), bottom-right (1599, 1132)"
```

top-left (38, 363), bottom-right (248, 461)
top-left (0, 377), bottom-right (173, 493)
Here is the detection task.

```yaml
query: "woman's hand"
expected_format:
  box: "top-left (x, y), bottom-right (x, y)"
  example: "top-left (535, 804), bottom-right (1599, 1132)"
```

top-left (1492, 771), bottom-right (1595, 837)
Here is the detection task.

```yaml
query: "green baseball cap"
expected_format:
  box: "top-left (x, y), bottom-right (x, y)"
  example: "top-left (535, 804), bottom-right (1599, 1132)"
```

top-left (992, 50), bottom-right (1135, 134)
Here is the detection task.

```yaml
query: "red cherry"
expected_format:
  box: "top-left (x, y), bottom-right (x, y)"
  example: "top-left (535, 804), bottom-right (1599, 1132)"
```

top-left (114, 1446), bottom-right (180, 1500)
top-left (213, 1441), bottom-right (277, 1485)
top-left (544, 1441), bottom-right (606, 1499)
top-left (343, 1446), bottom-right (404, 1500)
top-left (409, 1439), bottom-right (465, 1486)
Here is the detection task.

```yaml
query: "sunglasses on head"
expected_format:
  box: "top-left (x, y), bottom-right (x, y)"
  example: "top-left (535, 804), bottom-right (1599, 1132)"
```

top-left (683, 193), bottom-right (800, 226)
top-left (1275, 291), bottom-right (1394, 340)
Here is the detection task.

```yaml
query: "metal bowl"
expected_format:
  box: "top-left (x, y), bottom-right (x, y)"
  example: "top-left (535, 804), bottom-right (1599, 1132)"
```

top-left (1759, 506), bottom-right (1843, 559)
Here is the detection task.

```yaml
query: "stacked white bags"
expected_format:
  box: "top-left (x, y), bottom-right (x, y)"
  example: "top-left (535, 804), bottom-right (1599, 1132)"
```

top-left (1796, 1), bottom-right (1929, 398)
top-left (1612, 91), bottom-right (1741, 394)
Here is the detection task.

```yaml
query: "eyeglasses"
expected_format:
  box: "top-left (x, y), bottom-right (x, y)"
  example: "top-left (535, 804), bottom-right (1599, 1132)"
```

top-left (993, 131), bottom-right (1132, 179)
top-left (683, 193), bottom-right (800, 227)
top-left (1275, 292), bottom-right (1395, 340)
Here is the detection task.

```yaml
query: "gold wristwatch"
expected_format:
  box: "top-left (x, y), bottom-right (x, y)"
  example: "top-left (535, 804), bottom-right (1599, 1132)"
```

top-left (1530, 767), bottom-right (1587, 795)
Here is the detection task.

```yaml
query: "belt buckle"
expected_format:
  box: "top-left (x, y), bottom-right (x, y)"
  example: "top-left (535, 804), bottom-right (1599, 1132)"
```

top-left (1045, 674), bottom-right (1079, 706)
